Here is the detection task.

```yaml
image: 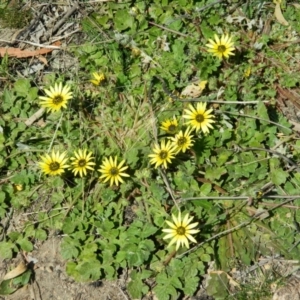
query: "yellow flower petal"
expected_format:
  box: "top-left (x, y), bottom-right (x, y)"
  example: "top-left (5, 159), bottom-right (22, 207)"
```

top-left (206, 33), bottom-right (235, 59)
top-left (162, 212), bottom-right (200, 251)
top-left (183, 102), bottom-right (215, 134)
top-left (39, 150), bottom-right (69, 176)
top-left (148, 140), bottom-right (177, 169)
top-left (39, 83), bottom-right (72, 113)
top-left (70, 149), bottom-right (95, 177)
top-left (98, 156), bottom-right (129, 186)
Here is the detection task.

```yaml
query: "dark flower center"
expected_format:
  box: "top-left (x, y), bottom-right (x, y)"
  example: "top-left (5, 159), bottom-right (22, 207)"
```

top-left (110, 167), bottom-right (119, 176)
top-left (159, 150), bottom-right (168, 160)
top-left (196, 114), bottom-right (204, 123)
top-left (78, 159), bottom-right (86, 167)
top-left (168, 124), bottom-right (176, 133)
top-left (177, 137), bottom-right (187, 146)
top-left (218, 45), bottom-right (226, 53)
top-left (53, 95), bottom-right (63, 105)
top-left (177, 226), bottom-right (186, 235)
top-left (50, 162), bottom-right (60, 171)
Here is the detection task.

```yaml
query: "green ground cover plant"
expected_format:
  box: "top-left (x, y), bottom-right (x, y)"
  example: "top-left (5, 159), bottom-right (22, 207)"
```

top-left (1, 0), bottom-right (300, 299)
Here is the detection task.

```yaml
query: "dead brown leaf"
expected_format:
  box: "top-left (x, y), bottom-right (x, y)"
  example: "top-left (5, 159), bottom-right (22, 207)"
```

top-left (3, 261), bottom-right (27, 281)
top-left (0, 41), bottom-right (61, 58)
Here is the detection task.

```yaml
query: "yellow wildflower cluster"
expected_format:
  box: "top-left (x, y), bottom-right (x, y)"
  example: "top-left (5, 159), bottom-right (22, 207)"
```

top-left (39, 149), bottom-right (129, 186)
top-left (38, 79), bottom-right (129, 186)
top-left (36, 53), bottom-right (226, 251)
top-left (39, 73), bottom-right (105, 114)
top-left (157, 33), bottom-right (235, 249)
top-left (149, 102), bottom-right (215, 169)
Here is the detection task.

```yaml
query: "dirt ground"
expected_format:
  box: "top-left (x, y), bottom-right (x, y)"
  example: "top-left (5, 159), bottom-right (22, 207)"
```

top-left (0, 237), bottom-right (133, 300)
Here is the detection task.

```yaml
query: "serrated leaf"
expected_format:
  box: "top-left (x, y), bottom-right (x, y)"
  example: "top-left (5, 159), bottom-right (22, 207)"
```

top-left (0, 191), bottom-right (5, 202)
top-left (115, 250), bottom-right (127, 263)
top-left (139, 240), bottom-right (155, 253)
top-left (257, 101), bottom-right (269, 121)
top-left (60, 238), bottom-right (80, 259)
top-left (35, 229), bottom-right (47, 241)
top-left (76, 260), bottom-right (101, 281)
top-left (153, 283), bottom-right (178, 300)
top-left (140, 226), bottom-right (158, 239)
top-left (217, 150), bottom-right (231, 166)
top-left (17, 238), bottom-right (33, 252)
top-left (65, 261), bottom-right (77, 278)
top-left (27, 87), bottom-right (38, 101)
top-left (102, 247), bottom-right (116, 263)
top-left (73, 230), bottom-right (86, 241)
top-left (114, 10), bottom-right (134, 31)
top-left (205, 166), bottom-right (226, 180)
top-left (150, 254), bottom-right (166, 272)
top-left (270, 168), bottom-right (288, 185)
top-left (127, 250), bottom-right (143, 267)
top-left (169, 259), bottom-right (184, 277)
top-left (182, 277), bottom-right (199, 296)
top-left (0, 242), bottom-right (14, 259)
top-left (170, 276), bottom-right (182, 289)
top-left (13, 79), bottom-right (30, 95)
top-left (102, 264), bottom-right (116, 279)
top-left (127, 270), bottom-right (149, 299)
top-left (79, 243), bottom-right (98, 260)
top-left (206, 271), bottom-right (229, 299)
top-left (125, 147), bottom-right (139, 168)
top-left (200, 253), bottom-right (211, 262)
top-left (62, 217), bottom-right (76, 234)
top-left (200, 183), bottom-right (212, 195)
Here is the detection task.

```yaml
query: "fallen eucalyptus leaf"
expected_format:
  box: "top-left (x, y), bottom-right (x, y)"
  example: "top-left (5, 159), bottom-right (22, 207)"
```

top-left (274, 0), bottom-right (289, 26)
top-left (3, 262), bottom-right (27, 280)
top-left (181, 80), bottom-right (207, 98)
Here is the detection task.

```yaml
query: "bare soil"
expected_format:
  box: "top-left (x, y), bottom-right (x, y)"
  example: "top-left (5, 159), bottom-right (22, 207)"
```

top-left (1, 236), bottom-right (131, 300)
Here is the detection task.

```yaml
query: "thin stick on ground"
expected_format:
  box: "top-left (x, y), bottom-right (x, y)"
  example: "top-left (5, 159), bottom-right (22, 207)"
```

top-left (25, 108), bottom-right (45, 126)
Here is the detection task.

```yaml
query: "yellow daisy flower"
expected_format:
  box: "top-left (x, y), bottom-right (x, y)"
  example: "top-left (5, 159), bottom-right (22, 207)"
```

top-left (244, 66), bottom-right (251, 78)
top-left (13, 184), bottom-right (23, 192)
top-left (170, 127), bottom-right (194, 153)
top-left (129, 6), bottom-right (139, 16)
top-left (131, 47), bottom-right (141, 56)
top-left (98, 156), bottom-right (129, 186)
top-left (160, 117), bottom-right (179, 134)
top-left (162, 212), bottom-right (200, 251)
top-left (90, 72), bottom-right (105, 86)
top-left (183, 102), bottom-right (215, 134)
top-left (198, 80), bottom-right (208, 91)
top-left (39, 83), bottom-right (72, 113)
top-left (70, 149), bottom-right (96, 177)
top-left (39, 150), bottom-right (69, 176)
top-left (206, 34), bottom-right (235, 59)
top-left (148, 140), bottom-right (177, 169)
